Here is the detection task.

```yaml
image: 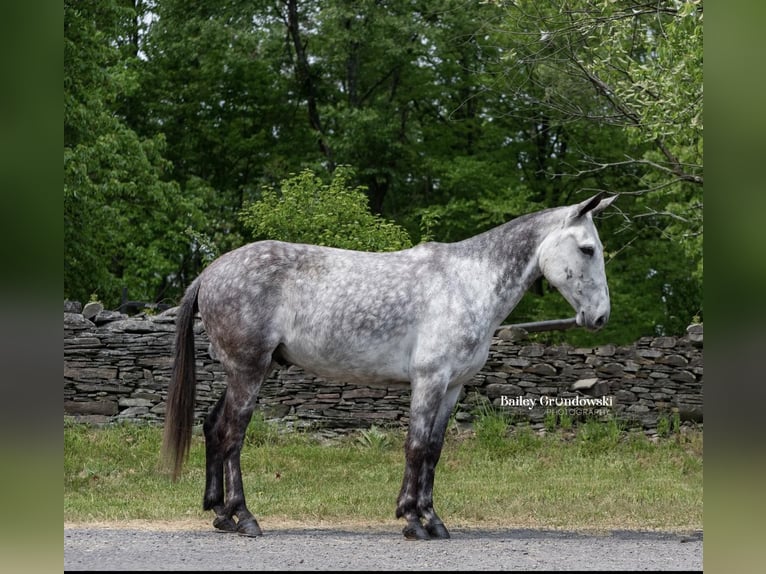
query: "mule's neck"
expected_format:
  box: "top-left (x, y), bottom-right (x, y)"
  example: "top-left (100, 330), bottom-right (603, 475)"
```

top-left (455, 207), bottom-right (564, 327)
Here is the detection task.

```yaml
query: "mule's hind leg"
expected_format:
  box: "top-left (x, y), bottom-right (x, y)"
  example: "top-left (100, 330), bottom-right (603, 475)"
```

top-left (207, 362), bottom-right (270, 537)
top-left (202, 391), bottom-right (237, 532)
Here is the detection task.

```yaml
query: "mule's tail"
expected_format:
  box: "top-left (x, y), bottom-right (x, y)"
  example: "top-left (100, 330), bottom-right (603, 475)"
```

top-left (162, 279), bottom-right (201, 480)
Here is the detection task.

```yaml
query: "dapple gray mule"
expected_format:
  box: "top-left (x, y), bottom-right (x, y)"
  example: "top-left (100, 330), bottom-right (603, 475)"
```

top-left (163, 192), bottom-right (617, 540)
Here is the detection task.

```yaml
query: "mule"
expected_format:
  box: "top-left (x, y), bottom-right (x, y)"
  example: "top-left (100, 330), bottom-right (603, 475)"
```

top-left (162, 192), bottom-right (616, 539)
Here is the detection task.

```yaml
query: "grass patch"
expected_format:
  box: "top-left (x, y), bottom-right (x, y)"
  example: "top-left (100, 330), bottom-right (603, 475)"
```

top-left (64, 416), bottom-right (702, 532)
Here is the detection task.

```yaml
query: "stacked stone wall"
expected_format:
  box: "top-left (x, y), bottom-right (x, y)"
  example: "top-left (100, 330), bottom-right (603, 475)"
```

top-left (64, 303), bottom-right (703, 434)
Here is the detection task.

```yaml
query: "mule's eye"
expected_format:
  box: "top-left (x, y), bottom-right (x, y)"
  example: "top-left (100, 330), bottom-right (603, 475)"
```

top-left (580, 245), bottom-right (595, 257)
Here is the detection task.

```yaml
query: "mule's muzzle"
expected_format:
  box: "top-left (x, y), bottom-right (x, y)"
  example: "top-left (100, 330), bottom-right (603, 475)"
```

top-left (577, 310), bottom-right (609, 331)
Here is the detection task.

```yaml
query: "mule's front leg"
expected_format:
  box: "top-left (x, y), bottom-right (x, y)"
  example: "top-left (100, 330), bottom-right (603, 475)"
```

top-left (396, 432), bottom-right (431, 540)
top-left (416, 384), bottom-right (462, 540)
top-left (396, 380), bottom-right (451, 540)
top-left (415, 454), bottom-right (450, 540)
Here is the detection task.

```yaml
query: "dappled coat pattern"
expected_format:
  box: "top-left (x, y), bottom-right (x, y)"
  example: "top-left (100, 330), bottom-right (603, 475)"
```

top-left (162, 193), bottom-right (616, 539)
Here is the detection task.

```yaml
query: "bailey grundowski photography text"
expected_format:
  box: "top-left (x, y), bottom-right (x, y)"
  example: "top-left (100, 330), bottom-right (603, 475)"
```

top-left (499, 394), bottom-right (614, 417)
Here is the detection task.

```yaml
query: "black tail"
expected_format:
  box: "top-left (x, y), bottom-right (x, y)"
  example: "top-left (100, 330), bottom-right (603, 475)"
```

top-left (162, 279), bottom-right (201, 480)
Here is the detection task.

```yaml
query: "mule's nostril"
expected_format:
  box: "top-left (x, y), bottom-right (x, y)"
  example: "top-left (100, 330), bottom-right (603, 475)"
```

top-left (595, 315), bottom-right (606, 328)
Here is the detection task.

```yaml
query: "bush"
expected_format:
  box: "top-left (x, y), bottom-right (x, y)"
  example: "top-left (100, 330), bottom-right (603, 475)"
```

top-left (239, 167), bottom-right (412, 252)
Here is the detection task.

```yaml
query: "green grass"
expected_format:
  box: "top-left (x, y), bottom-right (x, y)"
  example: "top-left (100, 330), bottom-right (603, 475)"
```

top-left (64, 413), bottom-right (702, 532)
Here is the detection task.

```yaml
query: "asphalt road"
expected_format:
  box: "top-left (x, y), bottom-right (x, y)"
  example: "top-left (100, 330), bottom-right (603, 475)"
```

top-left (64, 526), bottom-right (702, 571)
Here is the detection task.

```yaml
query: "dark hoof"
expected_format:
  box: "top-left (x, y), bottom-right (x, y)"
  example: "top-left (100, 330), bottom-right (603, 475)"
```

top-left (213, 515), bottom-right (237, 532)
top-left (236, 517), bottom-right (263, 537)
top-left (426, 522), bottom-right (450, 539)
top-left (402, 521), bottom-right (430, 540)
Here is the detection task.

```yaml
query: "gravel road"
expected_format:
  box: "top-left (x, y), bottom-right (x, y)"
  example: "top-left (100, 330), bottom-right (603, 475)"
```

top-left (64, 525), bottom-right (702, 571)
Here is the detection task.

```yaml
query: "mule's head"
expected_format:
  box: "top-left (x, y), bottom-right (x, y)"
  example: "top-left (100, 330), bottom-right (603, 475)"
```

top-left (537, 193), bottom-right (617, 331)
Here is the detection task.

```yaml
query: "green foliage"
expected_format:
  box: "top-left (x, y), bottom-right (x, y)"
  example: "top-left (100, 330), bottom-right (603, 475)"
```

top-left (493, 0), bottom-right (703, 286)
top-left (656, 415), bottom-right (670, 438)
top-left (544, 408), bottom-right (574, 432)
top-left (470, 400), bottom-right (544, 457)
top-left (244, 411), bottom-right (282, 447)
top-left (239, 167), bottom-right (412, 251)
top-left (64, 0), bottom-right (208, 308)
top-left (135, 0), bottom-right (303, 254)
top-left (576, 417), bottom-right (624, 456)
top-left (355, 425), bottom-right (394, 451)
top-left (656, 411), bottom-right (682, 438)
top-left (184, 227), bottom-right (220, 267)
top-left (63, 0), bottom-right (703, 337)
top-left (472, 401), bottom-right (511, 452)
top-left (543, 410), bottom-right (556, 433)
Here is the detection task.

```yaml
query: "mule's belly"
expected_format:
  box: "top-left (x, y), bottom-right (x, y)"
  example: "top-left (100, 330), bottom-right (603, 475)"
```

top-left (278, 325), bottom-right (493, 387)
top-left (278, 338), bottom-right (413, 385)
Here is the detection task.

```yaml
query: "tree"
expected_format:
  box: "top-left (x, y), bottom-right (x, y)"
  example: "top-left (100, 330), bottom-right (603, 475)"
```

top-left (491, 0), bottom-right (703, 274)
top-left (476, 0), bottom-right (703, 340)
top-left (64, 0), bottom-right (701, 339)
top-left (132, 0), bottom-right (313, 257)
top-left (64, 0), bottom-right (204, 308)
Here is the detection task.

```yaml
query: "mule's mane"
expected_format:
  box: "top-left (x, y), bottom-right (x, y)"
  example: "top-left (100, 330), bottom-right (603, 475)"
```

top-left (452, 204), bottom-right (565, 267)
top-left (455, 204), bottom-right (563, 246)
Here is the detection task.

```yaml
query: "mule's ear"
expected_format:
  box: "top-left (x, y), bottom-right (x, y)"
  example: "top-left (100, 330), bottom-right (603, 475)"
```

top-left (573, 192), bottom-right (617, 220)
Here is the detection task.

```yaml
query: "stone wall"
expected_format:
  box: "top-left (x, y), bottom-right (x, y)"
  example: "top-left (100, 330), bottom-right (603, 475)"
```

top-left (64, 302), bottom-right (703, 433)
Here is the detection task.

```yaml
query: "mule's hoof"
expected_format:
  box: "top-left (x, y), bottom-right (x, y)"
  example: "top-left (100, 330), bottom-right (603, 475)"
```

top-left (213, 516), bottom-right (237, 532)
top-left (402, 521), bottom-right (430, 540)
top-left (236, 517), bottom-right (263, 537)
top-left (426, 522), bottom-right (450, 539)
